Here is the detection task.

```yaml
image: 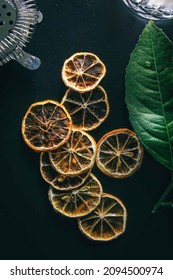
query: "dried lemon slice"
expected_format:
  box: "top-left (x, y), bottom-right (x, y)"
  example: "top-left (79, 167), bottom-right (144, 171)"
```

top-left (22, 100), bottom-right (72, 152)
top-left (78, 193), bottom-right (127, 241)
top-left (49, 129), bottom-right (96, 176)
top-left (40, 152), bottom-right (91, 191)
top-left (48, 174), bottom-right (103, 218)
top-left (61, 86), bottom-right (110, 131)
top-left (62, 52), bottom-right (106, 93)
top-left (96, 129), bottom-right (143, 178)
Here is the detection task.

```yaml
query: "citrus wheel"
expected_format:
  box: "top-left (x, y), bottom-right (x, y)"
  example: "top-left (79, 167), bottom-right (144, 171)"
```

top-left (78, 193), bottom-right (127, 241)
top-left (22, 100), bottom-right (72, 152)
top-left (61, 86), bottom-right (110, 131)
top-left (49, 129), bottom-right (97, 176)
top-left (96, 129), bottom-right (143, 178)
top-left (48, 174), bottom-right (103, 218)
top-left (40, 152), bottom-right (91, 191)
top-left (62, 52), bottom-right (106, 93)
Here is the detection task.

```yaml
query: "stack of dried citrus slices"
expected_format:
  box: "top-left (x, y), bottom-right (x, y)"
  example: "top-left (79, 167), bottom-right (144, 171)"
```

top-left (22, 52), bottom-right (143, 242)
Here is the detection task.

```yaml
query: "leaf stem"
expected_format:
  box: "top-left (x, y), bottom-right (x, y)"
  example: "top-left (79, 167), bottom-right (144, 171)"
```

top-left (160, 202), bottom-right (173, 207)
top-left (152, 176), bottom-right (173, 213)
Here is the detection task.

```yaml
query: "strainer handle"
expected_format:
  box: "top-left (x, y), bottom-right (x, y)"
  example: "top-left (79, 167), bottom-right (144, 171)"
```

top-left (15, 50), bottom-right (41, 70)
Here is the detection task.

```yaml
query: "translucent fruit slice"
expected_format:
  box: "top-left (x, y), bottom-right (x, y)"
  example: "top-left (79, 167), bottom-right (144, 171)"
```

top-left (78, 193), bottom-right (127, 241)
top-left (49, 129), bottom-right (97, 176)
top-left (22, 100), bottom-right (72, 152)
top-left (48, 174), bottom-right (103, 218)
top-left (61, 86), bottom-right (110, 131)
top-left (96, 129), bottom-right (143, 178)
top-left (40, 152), bottom-right (91, 191)
top-left (62, 52), bottom-right (106, 93)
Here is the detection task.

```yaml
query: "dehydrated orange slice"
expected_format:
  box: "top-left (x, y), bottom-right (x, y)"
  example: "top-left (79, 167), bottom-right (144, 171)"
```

top-left (61, 86), bottom-right (110, 131)
top-left (49, 129), bottom-right (96, 176)
top-left (96, 129), bottom-right (143, 178)
top-left (22, 100), bottom-right (72, 152)
top-left (62, 52), bottom-right (106, 93)
top-left (48, 174), bottom-right (103, 218)
top-left (40, 152), bottom-right (91, 191)
top-left (78, 193), bottom-right (127, 241)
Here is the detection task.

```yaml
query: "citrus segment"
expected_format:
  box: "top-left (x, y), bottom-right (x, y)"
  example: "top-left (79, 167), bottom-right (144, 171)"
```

top-left (48, 174), bottom-right (103, 218)
top-left (78, 193), bottom-right (127, 241)
top-left (40, 152), bottom-right (91, 190)
top-left (22, 100), bottom-right (72, 152)
top-left (96, 129), bottom-right (143, 178)
top-left (61, 86), bottom-right (110, 131)
top-left (49, 129), bottom-right (96, 176)
top-left (62, 52), bottom-right (106, 93)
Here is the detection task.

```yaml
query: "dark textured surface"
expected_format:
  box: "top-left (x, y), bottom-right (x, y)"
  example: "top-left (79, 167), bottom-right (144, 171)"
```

top-left (0, 0), bottom-right (173, 260)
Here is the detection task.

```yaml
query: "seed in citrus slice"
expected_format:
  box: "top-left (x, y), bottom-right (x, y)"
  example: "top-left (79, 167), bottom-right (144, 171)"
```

top-left (78, 193), bottom-right (127, 241)
top-left (22, 100), bottom-right (72, 152)
top-left (96, 129), bottom-right (143, 178)
top-left (61, 86), bottom-right (110, 131)
top-left (40, 152), bottom-right (91, 191)
top-left (62, 52), bottom-right (106, 93)
top-left (48, 174), bottom-right (103, 218)
top-left (49, 129), bottom-right (96, 176)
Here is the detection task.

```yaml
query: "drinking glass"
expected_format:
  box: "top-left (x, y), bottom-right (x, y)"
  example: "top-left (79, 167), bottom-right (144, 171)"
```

top-left (122, 0), bottom-right (173, 20)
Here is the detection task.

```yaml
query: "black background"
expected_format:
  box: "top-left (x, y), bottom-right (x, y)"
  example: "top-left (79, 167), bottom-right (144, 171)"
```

top-left (0, 0), bottom-right (173, 260)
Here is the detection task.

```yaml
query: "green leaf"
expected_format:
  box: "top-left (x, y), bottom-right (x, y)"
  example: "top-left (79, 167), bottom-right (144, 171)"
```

top-left (125, 21), bottom-right (173, 171)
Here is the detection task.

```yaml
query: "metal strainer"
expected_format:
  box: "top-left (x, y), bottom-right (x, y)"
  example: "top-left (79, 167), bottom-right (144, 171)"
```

top-left (0, 0), bottom-right (42, 70)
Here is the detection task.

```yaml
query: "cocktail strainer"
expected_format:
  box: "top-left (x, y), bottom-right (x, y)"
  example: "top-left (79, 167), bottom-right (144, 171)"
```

top-left (0, 0), bottom-right (42, 70)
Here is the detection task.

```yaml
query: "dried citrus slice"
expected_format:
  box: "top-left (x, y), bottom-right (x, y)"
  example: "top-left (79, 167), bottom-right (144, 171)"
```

top-left (49, 129), bottom-right (96, 176)
top-left (96, 129), bottom-right (143, 178)
top-left (40, 152), bottom-right (91, 191)
top-left (61, 86), bottom-right (110, 131)
top-left (62, 52), bottom-right (106, 93)
top-left (78, 193), bottom-right (127, 241)
top-left (22, 100), bottom-right (72, 152)
top-left (48, 174), bottom-right (103, 218)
